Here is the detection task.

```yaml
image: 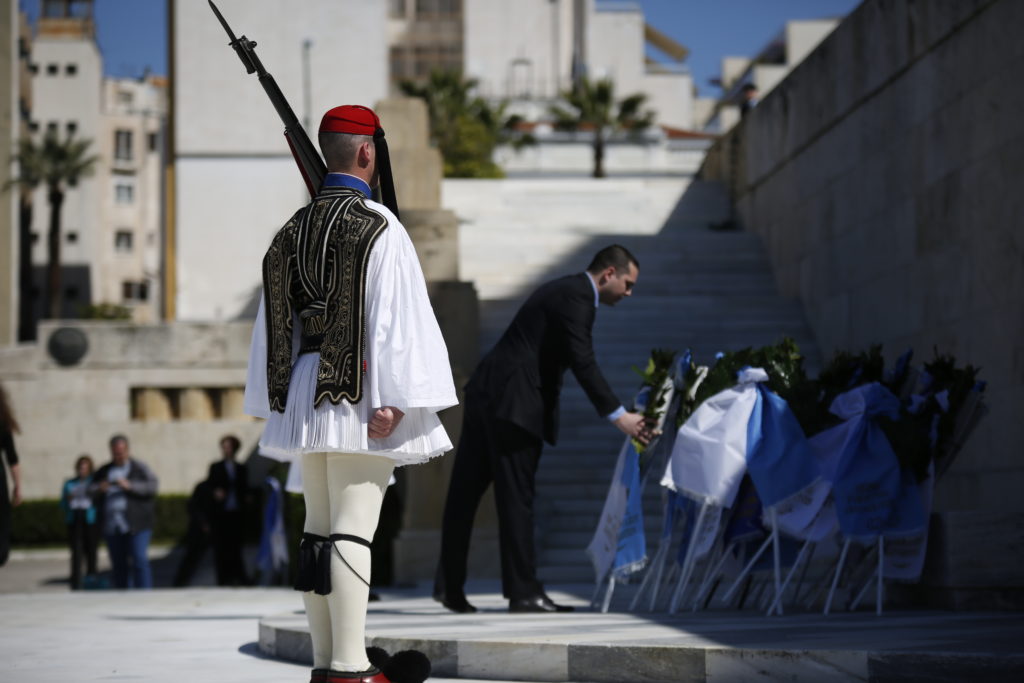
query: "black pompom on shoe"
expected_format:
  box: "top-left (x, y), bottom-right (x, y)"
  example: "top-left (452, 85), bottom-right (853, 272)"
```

top-left (366, 646), bottom-right (390, 670)
top-left (381, 650), bottom-right (431, 683)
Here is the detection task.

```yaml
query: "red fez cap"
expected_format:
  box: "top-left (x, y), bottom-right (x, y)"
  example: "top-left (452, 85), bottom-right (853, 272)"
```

top-left (319, 105), bottom-right (382, 136)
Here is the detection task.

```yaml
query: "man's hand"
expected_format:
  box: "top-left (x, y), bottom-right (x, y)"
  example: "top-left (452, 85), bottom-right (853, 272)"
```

top-left (368, 407), bottom-right (405, 439)
top-left (614, 412), bottom-right (653, 446)
top-left (11, 485), bottom-right (22, 507)
top-left (115, 477), bottom-right (131, 491)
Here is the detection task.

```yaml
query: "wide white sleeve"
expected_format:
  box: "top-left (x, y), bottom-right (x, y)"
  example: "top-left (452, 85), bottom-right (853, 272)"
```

top-left (243, 294), bottom-right (271, 419)
top-left (244, 293), bottom-right (302, 419)
top-left (365, 210), bottom-right (458, 413)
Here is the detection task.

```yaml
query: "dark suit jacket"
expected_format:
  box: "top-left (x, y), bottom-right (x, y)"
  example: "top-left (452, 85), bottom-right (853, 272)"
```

top-left (467, 273), bottom-right (620, 445)
top-left (206, 460), bottom-right (249, 516)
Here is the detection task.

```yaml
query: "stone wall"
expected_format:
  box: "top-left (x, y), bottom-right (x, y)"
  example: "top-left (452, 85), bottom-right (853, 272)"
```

top-left (702, 0), bottom-right (1023, 515)
top-left (699, 0), bottom-right (1023, 606)
top-left (0, 320), bottom-right (263, 499)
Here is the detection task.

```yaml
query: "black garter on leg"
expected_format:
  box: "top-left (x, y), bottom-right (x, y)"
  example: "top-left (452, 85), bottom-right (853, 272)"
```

top-left (295, 533), bottom-right (329, 593)
top-left (295, 532), bottom-right (374, 595)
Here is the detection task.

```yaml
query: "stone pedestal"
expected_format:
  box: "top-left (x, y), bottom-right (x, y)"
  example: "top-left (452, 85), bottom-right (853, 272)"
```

top-left (404, 209), bottom-right (459, 282)
top-left (371, 97), bottom-right (490, 583)
top-left (392, 280), bottom-right (490, 584)
top-left (375, 98), bottom-right (443, 212)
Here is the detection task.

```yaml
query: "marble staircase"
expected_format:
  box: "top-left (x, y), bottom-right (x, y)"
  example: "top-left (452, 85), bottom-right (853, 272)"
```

top-left (447, 176), bottom-right (823, 586)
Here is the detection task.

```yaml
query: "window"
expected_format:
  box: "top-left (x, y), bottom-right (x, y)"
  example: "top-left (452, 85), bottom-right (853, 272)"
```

top-left (28, 63), bottom-right (38, 75)
top-left (66, 231), bottom-right (78, 244)
top-left (65, 63), bottom-right (77, 76)
top-left (122, 280), bottom-right (149, 301)
top-left (65, 285), bottom-right (78, 300)
top-left (46, 121), bottom-right (57, 135)
top-left (28, 121), bottom-right (39, 133)
top-left (416, 0), bottom-right (460, 18)
top-left (115, 183), bottom-right (134, 204)
top-left (46, 63), bottom-right (58, 76)
top-left (117, 91), bottom-right (133, 106)
top-left (147, 132), bottom-right (158, 153)
top-left (114, 230), bottom-right (133, 252)
top-left (30, 232), bottom-right (39, 244)
top-left (389, 0), bottom-right (406, 17)
top-left (114, 129), bottom-right (132, 160)
top-left (66, 121), bottom-right (77, 136)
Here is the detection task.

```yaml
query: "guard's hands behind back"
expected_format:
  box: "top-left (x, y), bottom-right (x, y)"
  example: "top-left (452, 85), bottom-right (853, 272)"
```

top-left (369, 406), bottom-right (405, 439)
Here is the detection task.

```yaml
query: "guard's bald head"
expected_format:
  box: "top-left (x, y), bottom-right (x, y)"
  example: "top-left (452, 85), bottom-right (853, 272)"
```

top-left (319, 131), bottom-right (373, 173)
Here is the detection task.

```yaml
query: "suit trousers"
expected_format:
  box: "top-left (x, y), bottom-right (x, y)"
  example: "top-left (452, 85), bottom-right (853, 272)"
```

top-left (67, 511), bottom-right (98, 590)
top-left (436, 394), bottom-right (544, 601)
top-left (212, 509), bottom-right (249, 586)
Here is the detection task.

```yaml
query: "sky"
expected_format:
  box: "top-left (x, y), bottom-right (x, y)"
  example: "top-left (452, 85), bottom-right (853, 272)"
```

top-left (22, 0), bottom-right (863, 96)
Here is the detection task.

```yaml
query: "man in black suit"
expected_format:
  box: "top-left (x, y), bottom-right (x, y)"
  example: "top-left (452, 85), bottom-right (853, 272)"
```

top-left (435, 245), bottom-right (651, 613)
top-left (207, 434), bottom-right (251, 586)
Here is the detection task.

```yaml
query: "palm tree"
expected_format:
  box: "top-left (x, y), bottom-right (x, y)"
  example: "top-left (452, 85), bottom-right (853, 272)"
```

top-left (8, 131), bottom-right (98, 320)
top-left (400, 70), bottom-right (532, 178)
top-left (549, 77), bottom-right (654, 178)
top-left (6, 138), bottom-right (42, 340)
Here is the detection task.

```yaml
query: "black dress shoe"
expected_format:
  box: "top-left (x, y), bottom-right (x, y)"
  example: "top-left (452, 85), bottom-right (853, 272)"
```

top-left (433, 592), bottom-right (477, 613)
top-left (508, 594), bottom-right (575, 613)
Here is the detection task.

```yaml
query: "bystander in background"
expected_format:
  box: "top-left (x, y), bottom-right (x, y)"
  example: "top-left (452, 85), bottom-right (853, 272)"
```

top-left (207, 435), bottom-right (251, 586)
top-left (91, 435), bottom-right (158, 589)
top-left (60, 455), bottom-right (99, 589)
top-left (0, 383), bottom-right (22, 567)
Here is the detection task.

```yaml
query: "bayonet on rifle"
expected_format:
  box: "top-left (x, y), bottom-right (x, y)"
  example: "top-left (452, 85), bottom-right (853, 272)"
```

top-left (208, 0), bottom-right (326, 196)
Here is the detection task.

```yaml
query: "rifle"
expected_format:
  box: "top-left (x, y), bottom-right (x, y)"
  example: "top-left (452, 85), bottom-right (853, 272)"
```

top-left (208, 0), bottom-right (325, 196)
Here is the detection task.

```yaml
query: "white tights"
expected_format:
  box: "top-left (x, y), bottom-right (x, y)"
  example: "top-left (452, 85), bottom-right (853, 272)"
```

top-left (301, 452), bottom-right (395, 672)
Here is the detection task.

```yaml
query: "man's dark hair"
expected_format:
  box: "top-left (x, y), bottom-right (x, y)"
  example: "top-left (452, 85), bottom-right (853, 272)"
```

top-left (741, 83), bottom-right (758, 93)
top-left (109, 434), bottom-right (128, 448)
top-left (220, 434), bottom-right (241, 455)
top-left (587, 244), bottom-right (639, 274)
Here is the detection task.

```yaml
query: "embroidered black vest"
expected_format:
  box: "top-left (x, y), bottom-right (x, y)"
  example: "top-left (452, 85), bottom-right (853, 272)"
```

top-left (262, 187), bottom-right (389, 412)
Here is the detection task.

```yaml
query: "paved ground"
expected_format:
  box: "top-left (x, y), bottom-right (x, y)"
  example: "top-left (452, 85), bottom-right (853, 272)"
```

top-left (3, 547), bottom-right (1024, 682)
top-left (0, 547), bottom-right (528, 682)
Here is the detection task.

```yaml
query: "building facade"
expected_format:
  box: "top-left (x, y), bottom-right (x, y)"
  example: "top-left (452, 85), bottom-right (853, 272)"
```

top-left (28, 2), bottom-right (103, 322)
top-left (462, 0), bottom-right (695, 129)
top-left (25, 0), bottom-right (166, 327)
top-left (0, 2), bottom-right (32, 345)
top-left (172, 0), bottom-right (389, 321)
top-left (98, 75), bottom-right (166, 322)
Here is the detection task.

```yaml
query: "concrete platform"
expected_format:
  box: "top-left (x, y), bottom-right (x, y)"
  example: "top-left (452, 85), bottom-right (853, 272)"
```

top-left (263, 583), bottom-right (1024, 683)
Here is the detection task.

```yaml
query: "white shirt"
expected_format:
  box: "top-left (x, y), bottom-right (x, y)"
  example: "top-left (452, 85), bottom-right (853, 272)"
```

top-left (244, 199), bottom-right (458, 466)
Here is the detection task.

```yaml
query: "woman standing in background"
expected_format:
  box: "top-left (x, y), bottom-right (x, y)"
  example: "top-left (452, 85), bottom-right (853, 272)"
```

top-left (61, 455), bottom-right (99, 589)
top-left (0, 383), bottom-right (23, 567)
